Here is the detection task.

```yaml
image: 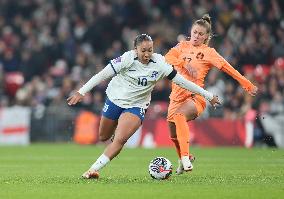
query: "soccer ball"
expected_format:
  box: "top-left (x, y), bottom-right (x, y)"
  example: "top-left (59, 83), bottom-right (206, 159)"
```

top-left (148, 157), bottom-right (173, 180)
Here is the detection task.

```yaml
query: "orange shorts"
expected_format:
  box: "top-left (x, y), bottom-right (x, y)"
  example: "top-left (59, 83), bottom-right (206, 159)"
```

top-left (167, 94), bottom-right (206, 122)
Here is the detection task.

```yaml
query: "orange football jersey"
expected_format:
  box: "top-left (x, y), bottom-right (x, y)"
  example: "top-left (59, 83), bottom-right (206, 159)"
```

top-left (165, 41), bottom-right (255, 102)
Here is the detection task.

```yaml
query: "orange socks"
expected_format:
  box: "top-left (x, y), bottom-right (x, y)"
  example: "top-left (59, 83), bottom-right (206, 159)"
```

top-left (170, 138), bottom-right (181, 159)
top-left (173, 113), bottom-right (190, 157)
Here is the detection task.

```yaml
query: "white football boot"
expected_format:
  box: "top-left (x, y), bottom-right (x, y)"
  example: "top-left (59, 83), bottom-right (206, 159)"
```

top-left (181, 156), bottom-right (193, 172)
top-left (176, 159), bottom-right (184, 175)
top-left (176, 155), bottom-right (196, 174)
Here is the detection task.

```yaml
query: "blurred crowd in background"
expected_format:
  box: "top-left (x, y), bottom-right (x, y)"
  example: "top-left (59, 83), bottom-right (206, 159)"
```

top-left (0, 0), bottom-right (283, 146)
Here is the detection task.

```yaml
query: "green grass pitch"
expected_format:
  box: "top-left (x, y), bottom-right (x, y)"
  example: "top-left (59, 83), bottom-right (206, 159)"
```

top-left (0, 144), bottom-right (283, 199)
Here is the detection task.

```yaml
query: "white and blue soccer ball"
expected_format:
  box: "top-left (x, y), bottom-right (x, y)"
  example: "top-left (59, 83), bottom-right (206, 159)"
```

top-left (148, 157), bottom-right (173, 180)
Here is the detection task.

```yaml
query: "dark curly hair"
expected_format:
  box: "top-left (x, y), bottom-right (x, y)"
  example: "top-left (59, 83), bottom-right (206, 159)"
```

top-left (134, 34), bottom-right (153, 48)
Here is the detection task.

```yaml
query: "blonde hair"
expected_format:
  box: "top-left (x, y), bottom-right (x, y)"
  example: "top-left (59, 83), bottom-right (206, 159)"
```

top-left (192, 14), bottom-right (212, 45)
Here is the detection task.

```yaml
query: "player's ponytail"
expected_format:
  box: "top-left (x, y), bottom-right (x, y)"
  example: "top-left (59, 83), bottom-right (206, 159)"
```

top-left (201, 14), bottom-right (211, 25)
top-left (193, 14), bottom-right (213, 45)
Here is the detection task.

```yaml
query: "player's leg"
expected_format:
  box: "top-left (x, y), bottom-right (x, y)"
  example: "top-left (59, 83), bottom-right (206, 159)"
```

top-left (82, 98), bottom-right (121, 179)
top-left (173, 99), bottom-right (198, 171)
top-left (168, 122), bottom-right (181, 159)
top-left (97, 97), bottom-right (122, 141)
top-left (82, 108), bottom-right (143, 179)
top-left (103, 112), bottom-right (142, 159)
top-left (98, 116), bottom-right (118, 141)
top-left (168, 122), bottom-right (184, 174)
top-left (167, 102), bottom-right (182, 158)
top-left (82, 116), bottom-right (119, 179)
top-left (168, 100), bottom-right (196, 173)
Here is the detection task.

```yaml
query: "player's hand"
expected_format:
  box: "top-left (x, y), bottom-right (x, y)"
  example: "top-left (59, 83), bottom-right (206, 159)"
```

top-left (209, 95), bottom-right (221, 109)
top-left (248, 86), bottom-right (258, 96)
top-left (67, 92), bottom-right (84, 105)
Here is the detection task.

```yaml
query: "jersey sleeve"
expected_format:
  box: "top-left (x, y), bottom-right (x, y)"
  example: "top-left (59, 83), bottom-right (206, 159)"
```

top-left (78, 64), bottom-right (115, 95)
top-left (110, 50), bottom-right (135, 73)
top-left (209, 48), bottom-right (256, 92)
top-left (207, 48), bottom-right (226, 70)
top-left (157, 54), bottom-right (175, 77)
top-left (164, 42), bottom-right (185, 67)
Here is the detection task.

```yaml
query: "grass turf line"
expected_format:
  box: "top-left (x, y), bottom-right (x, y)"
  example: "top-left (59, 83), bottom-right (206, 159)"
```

top-left (0, 144), bottom-right (283, 199)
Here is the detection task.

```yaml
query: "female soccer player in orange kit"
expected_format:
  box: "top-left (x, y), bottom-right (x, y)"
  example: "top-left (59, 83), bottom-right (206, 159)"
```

top-left (165, 14), bottom-right (258, 174)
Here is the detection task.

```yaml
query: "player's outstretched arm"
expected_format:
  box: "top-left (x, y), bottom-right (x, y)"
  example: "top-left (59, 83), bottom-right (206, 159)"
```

top-left (209, 49), bottom-right (258, 97)
top-left (171, 73), bottom-right (221, 107)
top-left (67, 64), bottom-right (115, 106)
top-left (221, 64), bottom-right (258, 96)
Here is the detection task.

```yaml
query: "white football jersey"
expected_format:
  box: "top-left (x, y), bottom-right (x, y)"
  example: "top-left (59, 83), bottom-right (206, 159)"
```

top-left (106, 50), bottom-right (173, 109)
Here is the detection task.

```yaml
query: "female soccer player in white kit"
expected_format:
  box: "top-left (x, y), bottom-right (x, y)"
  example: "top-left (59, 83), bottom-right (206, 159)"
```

top-left (67, 34), bottom-right (220, 179)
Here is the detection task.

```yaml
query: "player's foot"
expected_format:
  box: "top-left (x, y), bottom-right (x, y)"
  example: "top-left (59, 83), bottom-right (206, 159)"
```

top-left (176, 159), bottom-right (184, 175)
top-left (82, 169), bottom-right (99, 179)
top-left (176, 154), bottom-right (196, 174)
top-left (181, 156), bottom-right (193, 172)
